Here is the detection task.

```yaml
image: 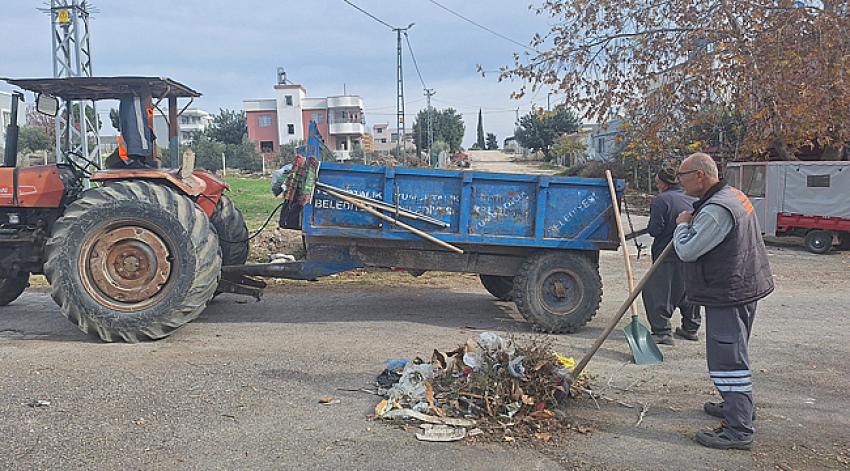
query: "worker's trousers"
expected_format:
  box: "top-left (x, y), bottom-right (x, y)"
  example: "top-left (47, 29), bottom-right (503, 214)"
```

top-left (706, 302), bottom-right (757, 438)
top-left (642, 261), bottom-right (701, 336)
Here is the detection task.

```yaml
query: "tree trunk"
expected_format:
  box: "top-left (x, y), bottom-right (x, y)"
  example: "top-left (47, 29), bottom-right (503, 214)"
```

top-left (772, 135), bottom-right (797, 161)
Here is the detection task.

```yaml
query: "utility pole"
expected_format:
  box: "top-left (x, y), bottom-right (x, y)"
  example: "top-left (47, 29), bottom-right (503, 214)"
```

top-left (43, 0), bottom-right (101, 167)
top-left (424, 88), bottom-right (436, 162)
top-left (393, 23), bottom-right (414, 165)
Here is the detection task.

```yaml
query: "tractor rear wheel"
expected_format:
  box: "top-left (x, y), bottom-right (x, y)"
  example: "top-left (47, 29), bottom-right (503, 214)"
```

top-left (210, 195), bottom-right (249, 266)
top-left (479, 274), bottom-right (514, 301)
top-left (0, 274), bottom-right (29, 306)
top-left (43, 181), bottom-right (222, 342)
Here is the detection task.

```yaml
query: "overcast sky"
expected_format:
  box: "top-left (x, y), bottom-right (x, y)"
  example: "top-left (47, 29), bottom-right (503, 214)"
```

top-left (0, 0), bottom-right (560, 147)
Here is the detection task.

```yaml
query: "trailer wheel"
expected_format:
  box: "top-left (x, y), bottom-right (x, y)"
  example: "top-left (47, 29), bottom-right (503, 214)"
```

top-left (210, 195), bottom-right (249, 266)
top-left (804, 230), bottom-right (833, 254)
top-left (514, 252), bottom-right (601, 333)
top-left (43, 181), bottom-right (222, 342)
top-left (0, 274), bottom-right (29, 306)
top-left (479, 274), bottom-right (514, 301)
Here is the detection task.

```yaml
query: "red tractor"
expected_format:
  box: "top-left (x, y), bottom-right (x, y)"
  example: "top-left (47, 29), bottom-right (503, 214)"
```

top-left (0, 77), bottom-right (250, 342)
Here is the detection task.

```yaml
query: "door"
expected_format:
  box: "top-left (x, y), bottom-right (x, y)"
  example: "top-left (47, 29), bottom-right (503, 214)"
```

top-left (740, 163), bottom-right (767, 229)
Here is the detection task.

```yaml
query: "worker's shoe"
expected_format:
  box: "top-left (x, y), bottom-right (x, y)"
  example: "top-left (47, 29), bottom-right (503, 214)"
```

top-left (695, 425), bottom-right (753, 450)
top-left (674, 327), bottom-right (699, 341)
top-left (652, 333), bottom-right (674, 346)
top-left (704, 401), bottom-right (757, 420)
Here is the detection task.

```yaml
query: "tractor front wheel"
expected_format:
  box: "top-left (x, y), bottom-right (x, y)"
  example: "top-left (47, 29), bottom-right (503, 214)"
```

top-left (0, 274), bottom-right (29, 306)
top-left (44, 181), bottom-right (222, 342)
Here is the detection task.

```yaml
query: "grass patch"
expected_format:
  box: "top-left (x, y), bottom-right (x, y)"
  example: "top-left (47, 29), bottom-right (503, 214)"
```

top-left (224, 176), bottom-right (281, 228)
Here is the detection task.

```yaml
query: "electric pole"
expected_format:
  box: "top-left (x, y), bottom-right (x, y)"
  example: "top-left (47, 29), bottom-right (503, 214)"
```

top-left (424, 88), bottom-right (436, 163)
top-left (393, 23), bottom-right (415, 165)
top-left (43, 0), bottom-right (101, 167)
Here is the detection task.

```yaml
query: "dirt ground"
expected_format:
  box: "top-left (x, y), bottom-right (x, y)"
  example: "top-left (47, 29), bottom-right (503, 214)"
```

top-left (1, 154), bottom-right (848, 470)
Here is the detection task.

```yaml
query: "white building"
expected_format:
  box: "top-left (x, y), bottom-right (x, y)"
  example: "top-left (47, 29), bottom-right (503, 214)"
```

top-left (0, 92), bottom-right (27, 148)
top-left (371, 123), bottom-right (415, 154)
top-left (151, 108), bottom-right (213, 149)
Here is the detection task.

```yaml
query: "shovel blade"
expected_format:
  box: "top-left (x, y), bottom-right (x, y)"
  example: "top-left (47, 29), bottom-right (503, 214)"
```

top-left (624, 317), bottom-right (663, 365)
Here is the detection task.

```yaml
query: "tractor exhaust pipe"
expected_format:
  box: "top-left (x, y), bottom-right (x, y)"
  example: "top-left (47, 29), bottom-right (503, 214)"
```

top-left (3, 92), bottom-right (23, 167)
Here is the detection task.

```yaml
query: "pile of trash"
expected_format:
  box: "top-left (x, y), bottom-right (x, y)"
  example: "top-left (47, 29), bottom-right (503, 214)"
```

top-left (372, 332), bottom-right (590, 442)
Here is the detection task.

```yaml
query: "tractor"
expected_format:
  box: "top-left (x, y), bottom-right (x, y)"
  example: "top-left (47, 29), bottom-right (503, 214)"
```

top-left (0, 76), bottom-right (251, 342)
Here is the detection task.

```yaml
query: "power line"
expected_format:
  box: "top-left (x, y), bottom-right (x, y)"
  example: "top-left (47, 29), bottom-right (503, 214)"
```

top-left (403, 32), bottom-right (427, 89)
top-left (341, 0), bottom-right (395, 30)
top-left (426, 0), bottom-right (536, 52)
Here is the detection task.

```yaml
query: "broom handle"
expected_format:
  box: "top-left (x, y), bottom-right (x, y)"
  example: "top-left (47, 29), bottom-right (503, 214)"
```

top-left (605, 170), bottom-right (639, 316)
top-left (571, 242), bottom-right (674, 379)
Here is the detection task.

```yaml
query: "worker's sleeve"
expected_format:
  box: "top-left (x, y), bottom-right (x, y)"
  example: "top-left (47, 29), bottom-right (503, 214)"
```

top-left (646, 197), bottom-right (667, 238)
top-left (673, 204), bottom-right (734, 262)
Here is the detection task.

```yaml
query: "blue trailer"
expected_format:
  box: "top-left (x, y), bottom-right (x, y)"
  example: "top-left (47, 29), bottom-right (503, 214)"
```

top-left (226, 162), bottom-right (625, 333)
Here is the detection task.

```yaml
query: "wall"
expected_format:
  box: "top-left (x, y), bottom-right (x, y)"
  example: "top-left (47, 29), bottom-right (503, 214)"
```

top-left (247, 110), bottom-right (279, 153)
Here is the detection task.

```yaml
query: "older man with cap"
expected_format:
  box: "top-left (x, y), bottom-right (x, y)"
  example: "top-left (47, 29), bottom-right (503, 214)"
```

top-left (673, 152), bottom-right (774, 450)
top-left (642, 167), bottom-right (702, 346)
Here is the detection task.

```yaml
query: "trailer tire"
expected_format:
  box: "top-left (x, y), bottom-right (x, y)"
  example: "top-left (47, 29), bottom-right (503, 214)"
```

top-left (514, 251), bottom-right (601, 333)
top-left (210, 195), bottom-right (249, 266)
top-left (44, 181), bottom-right (222, 342)
top-left (804, 230), bottom-right (833, 254)
top-left (0, 274), bottom-right (29, 306)
top-left (479, 274), bottom-right (514, 301)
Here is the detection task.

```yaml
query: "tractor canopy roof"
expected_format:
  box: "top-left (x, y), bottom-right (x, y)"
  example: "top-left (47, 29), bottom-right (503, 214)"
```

top-left (1, 76), bottom-right (201, 100)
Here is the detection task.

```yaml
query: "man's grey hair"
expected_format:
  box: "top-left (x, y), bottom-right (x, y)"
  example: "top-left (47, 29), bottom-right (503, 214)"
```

top-left (686, 152), bottom-right (719, 179)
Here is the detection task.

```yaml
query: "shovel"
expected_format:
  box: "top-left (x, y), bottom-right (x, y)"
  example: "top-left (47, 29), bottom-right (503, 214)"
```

top-left (568, 242), bottom-right (673, 384)
top-left (606, 171), bottom-right (664, 365)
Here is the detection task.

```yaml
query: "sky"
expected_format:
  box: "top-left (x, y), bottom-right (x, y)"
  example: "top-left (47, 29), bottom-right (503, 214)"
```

top-left (0, 0), bottom-right (560, 147)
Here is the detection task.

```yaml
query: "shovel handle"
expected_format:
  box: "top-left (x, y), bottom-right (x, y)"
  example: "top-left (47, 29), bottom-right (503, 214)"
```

top-left (571, 242), bottom-right (674, 379)
top-left (605, 170), bottom-right (638, 316)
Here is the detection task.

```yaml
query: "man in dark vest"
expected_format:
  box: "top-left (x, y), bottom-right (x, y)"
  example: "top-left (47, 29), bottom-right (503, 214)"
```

top-left (642, 167), bottom-right (701, 345)
top-left (673, 152), bottom-right (774, 450)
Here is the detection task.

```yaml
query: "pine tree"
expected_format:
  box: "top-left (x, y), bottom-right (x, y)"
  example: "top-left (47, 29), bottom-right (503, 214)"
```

top-left (476, 109), bottom-right (485, 150)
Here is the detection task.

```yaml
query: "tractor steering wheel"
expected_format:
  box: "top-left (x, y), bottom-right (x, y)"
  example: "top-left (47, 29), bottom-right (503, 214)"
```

top-left (65, 151), bottom-right (102, 176)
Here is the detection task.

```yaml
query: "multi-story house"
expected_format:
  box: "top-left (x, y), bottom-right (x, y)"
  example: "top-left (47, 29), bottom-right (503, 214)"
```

top-left (371, 123), bottom-right (415, 154)
top-left (244, 78), bottom-right (367, 161)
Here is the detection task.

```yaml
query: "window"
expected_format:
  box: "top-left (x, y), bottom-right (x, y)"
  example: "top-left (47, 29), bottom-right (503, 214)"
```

top-left (311, 112), bottom-right (323, 124)
top-left (741, 164), bottom-right (766, 198)
top-left (380, 138), bottom-right (387, 143)
top-left (597, 138), bottom-right (605, 154)
top-left (258, 115), bottom-right (272, 127)
top-left (260, 141), bottom-right (274, 153)
top-left (807, 174), bottom-right (831, 188)
top-left (376, 127), bottom-right (383, 134)
top-left (287, 124), bottom-right (295, 135)
top-left (285, 95), bottom-right (293, 106)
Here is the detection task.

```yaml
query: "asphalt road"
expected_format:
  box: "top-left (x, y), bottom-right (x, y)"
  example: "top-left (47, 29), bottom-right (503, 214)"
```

top-left (2, 154), bottom-right (848, 470)
top-left (1, 241), bottom-right (848, 471)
